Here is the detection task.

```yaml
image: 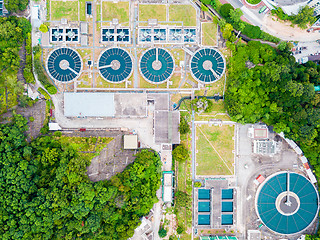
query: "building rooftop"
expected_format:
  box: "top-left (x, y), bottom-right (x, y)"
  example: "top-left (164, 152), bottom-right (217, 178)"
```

top-left (154, 111), bottom-right (180, 144)
top-left (247, 230), bottom-right (261, 240)
top-left (124, 135), bottom-right (138, 149)
top-left (64, 92), bottom-right (115, 117)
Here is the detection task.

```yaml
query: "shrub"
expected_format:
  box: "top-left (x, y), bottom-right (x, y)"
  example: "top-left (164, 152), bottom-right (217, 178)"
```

top-left (271, 7), bottom-right (290, 21)
top-left (176, 226), bottom-right (184, 234)
top-left (242, 24), bottom-right (261, 39)
top-left (175, 191), bottom-right (190, 207)
top-left (45, 85), bottom-right (57, 95)
top-left (18, 95), bottom-right (29, 108)
top-left (179, 117), bottom-right (190, 134)
top-left (29, 116), bottom-right (34, 122)
top-left (38, 88), bottom-right (51, 100)
top-left (219, 4), bottom-right (234, 20)
top-left (172, 145), bottom-right (189, 163)
top-left (194, 182), bottom-right (202, 188)
top-left (205, 99), bottom-right (213, 113)
top-left (40, 124), bottom-right (49, 134)
top-left (246, 0), bottom-right (261, 4)
top-left (33, 46), bottom-right (56, 90)
top-left (54, 131), bottom-right (62, 137)
top-left (192, 97), bottom-right (212, 113)
top-left (24, 67), bottom-right (35, 83)
top-left (158, 227), bottom-right (167, 238)
top-left (39, 24), bottom-right (48, 33)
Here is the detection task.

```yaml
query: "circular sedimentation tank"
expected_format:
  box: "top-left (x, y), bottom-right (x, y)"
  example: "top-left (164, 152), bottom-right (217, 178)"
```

top-left (256, 171), bottom-right (319, 235)
top-left (47, 47), bottom-right (82, 82)
top-left (190, 48), bottom-right (226, 84)
top-left (98, 48), bottom-right (133, 83)
top-left (139, 48), bottom-right (174, 84)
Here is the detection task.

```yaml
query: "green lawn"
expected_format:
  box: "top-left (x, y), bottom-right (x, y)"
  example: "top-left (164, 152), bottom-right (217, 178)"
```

top-left (139, 77), bottom-right (167, 88)
top-left (102, 2), bottom-right (129, 24)
top-left (169, 5), bottom-right (196, 26)
top-left (96, 2), bottom-right (101, 21)
top-left (51, 1), bottom-right (78, 21)
top-left (195, 100), bottom-right (230, 121)
top-left (139, 4), bottom-right (167, 22)
top-left (202, 22), bottom-right (217, 46)
top-left (95, 76), bottom-right (127, 88)
top-left (77, 74), bottom-right (92, 88)
top-left (169, 73), bottom-right (182, 88)
top-left (196, 124), bottom-right (235, 175)
top-left (79, 0), bottom-right (86, 21)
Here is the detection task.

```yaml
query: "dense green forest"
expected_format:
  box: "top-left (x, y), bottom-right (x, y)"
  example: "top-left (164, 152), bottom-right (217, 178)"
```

top-left (225, 40), bottom-right (320, 178)
top-left (0, 115), bottom-right (161, 239)
top-left (0, 17), bottom-right (31, 113)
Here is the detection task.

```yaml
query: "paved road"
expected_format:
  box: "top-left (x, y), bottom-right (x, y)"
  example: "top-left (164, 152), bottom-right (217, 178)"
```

top-left (240, 6), bottom-right (263, 27)
top-left (227, 0), bottom-right (244, 9)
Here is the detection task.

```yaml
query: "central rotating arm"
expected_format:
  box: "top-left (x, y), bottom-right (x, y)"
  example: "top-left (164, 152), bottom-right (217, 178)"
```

top-left (156, 48), bottom-right (159, 62)
top-left (98, 64), bottom-right (113, 70)
top-left (285, 171), bottom-right (291, 206)
top-left (67, 66), bottom-right (78, 75)
top-left (209, 67), bottom-right (220, 79)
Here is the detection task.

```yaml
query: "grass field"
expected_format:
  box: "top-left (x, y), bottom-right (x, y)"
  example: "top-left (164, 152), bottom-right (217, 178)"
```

top-left (51, 1), bottom-right (78, 21)
top-left (102, 2), bottom-right (129, 23)
top-left (139, 77), bottom-right (167, 88)
top-left (169, 73), bottom-right (182, 88)
top-left (139, 4), bottom-right (167, 22)
top-left (77, 74), bottom-right (92, 88)
top-left (196, 124), bottom-right (235, 175)
top-left (95, 75), bottom-right (127, 88)
top-left (194, 99), bottom-right (230, 121)
top-left (202, 22), bottom-right (217, 46)
top-left (79, 0), bottom-right (86, 21)
top-left (96, 2), bottom-right (101, 21)
top-left (169, 5), bottom-right (196, 26)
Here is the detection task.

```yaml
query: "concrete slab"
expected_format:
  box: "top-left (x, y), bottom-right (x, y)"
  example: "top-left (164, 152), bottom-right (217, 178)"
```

top-left (114, 93), bottom-right (147, 117)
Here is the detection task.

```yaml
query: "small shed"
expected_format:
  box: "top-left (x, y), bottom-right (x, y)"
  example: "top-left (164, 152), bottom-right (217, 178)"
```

top-left (254, 175), bottom-right (265, 185)
top-left (162, 171), bottom-right (174, 203)
top-left (124, 135), bottom-right (138, 149)
top-left (31, 5), bottom-right (41, 28)
top-left (49, 122), bottom-right (62, 131)
top-left (80, 22), bottom-right (88, 34)
top-left (80, 34), bottom-right (88, 46)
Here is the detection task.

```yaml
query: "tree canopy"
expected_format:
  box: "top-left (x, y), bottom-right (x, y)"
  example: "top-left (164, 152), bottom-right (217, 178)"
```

top-left (172, 145), bottom-right (189, 163)
top-left (272, 6), bottom-right (316, 29)
top-left (225, 40), bottom-right (320, 178)
top-left (4, 0), bottom-right (29, 13)
top-left (0, 115), bottom-right (161, 239)
top-left (0, 17), bottom-right (32, 112)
